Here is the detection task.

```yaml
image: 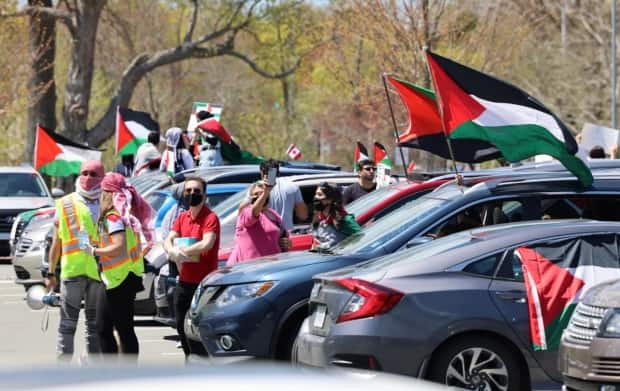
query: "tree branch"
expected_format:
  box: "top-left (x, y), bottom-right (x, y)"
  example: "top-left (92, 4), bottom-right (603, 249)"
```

top-left (183, 0), bottom-right (198, 42)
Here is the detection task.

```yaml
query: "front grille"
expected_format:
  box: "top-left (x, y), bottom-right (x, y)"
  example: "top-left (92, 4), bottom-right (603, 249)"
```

top-left (15, 238), bottom-right (33, 257)
top-left (592, 357), bottom-right (620, 377)
top-left (564, 302), bottom-right (608, 345)
top-left (13, 265), bottom-right (30, 280)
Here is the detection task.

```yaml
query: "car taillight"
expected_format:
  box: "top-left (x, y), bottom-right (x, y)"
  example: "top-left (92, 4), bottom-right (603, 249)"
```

top-left (335, 278), bottom-right (403, 323)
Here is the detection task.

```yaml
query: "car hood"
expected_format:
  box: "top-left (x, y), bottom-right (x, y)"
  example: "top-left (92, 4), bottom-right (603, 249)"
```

top-left (0, 198), bottom-right (52, 211)
top-left (204, 251), bottom-right (357, 286)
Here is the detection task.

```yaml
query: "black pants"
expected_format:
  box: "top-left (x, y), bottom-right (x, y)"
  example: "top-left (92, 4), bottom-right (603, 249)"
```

top-left (174, 281), bottom-right (206, 357)
top-left (96, 273), bottom-right (140, 358)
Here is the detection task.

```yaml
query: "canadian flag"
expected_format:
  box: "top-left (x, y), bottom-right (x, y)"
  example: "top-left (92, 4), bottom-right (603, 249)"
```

top-left (287, 144), bottom-right (302, 160)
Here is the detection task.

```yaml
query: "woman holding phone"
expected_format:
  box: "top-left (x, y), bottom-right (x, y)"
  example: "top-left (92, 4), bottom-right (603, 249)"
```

top-left (227, 181), bottom-right (290, 265)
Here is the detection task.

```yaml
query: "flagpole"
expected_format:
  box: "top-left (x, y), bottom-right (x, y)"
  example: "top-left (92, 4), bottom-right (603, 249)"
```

top-left (423, 51), bottom-right (462, 185)
top-left (382, 73), bottom-right (410, 179)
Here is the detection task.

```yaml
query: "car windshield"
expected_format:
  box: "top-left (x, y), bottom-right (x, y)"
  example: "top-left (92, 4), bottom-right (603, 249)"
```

top-left (330, 195), bottom-right (450, 255)
top-left (346, 186), bottom-right (401, 217)
top-left (0, 173), bottom-right (49, 197)
top-left (353, 230), bottom-right (476, 271)
top-left (212, 188), bottom-right (246, 220)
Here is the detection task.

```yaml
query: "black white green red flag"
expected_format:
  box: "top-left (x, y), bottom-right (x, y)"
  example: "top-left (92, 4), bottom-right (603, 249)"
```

top-left (115, 107), bottom-right (160, 156)
top-left (426, 51), bottom-right (593, 186)
top-left (34, 124), bottom-right (102, 177)
top-left (518, 236), bottom-right (620, 351)
top-left (386, 75), bottom-right (501, 163)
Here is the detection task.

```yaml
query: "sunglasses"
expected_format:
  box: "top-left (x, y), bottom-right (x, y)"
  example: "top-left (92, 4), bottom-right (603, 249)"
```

top-left (362, 166), bottom-right (377, 172)
top-left (184, 188), bottom-right (203, 195)
top-left (81, 171), bottom-right (100, 177)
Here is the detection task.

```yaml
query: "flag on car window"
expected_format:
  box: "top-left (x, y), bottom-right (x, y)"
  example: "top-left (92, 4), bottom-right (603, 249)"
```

top-left (518, 236), bottom-right (620, 351)
top-left (34, 124), bottom-right (102, 177)
top-left (426, 51), bottom-right (592, 186)
top-left (115, 107), bottom-right (160, 156)
top-left (386, 75), bottom-right (501, 163)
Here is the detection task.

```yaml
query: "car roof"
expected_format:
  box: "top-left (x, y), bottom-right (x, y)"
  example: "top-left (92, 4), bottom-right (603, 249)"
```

top-left (0, 166), bottom-right (39, 174)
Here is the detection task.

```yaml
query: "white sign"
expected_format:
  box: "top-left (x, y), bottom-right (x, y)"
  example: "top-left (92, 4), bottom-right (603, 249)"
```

top-left (580, 122), bottom-right (619, 155)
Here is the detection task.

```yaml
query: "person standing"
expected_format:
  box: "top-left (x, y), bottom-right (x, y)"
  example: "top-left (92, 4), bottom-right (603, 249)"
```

top-left (45, 160), bottom-right (104, 362)
top-left (260, 159), bottom-right (308, 231)
top-left (227, 181), bottom-right (290, 266)
top-left (312, 182), bottom-right (361, 251)
top-left (115, 154), bottom-right (135, 178)
top-left (342, 159), bottom-right (377, 205)
top-left (80, 172), bottom-right (155, 359)
top-left (163, 177), bottom-right (220, 358)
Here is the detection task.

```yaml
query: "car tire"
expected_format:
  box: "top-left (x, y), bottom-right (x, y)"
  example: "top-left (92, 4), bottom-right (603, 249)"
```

top-left (428, 336), bottom-right (523, 391)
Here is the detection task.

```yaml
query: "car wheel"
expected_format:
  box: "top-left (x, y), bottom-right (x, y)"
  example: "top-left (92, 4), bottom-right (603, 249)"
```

top-left (428, 336), bottom-right (523, 391)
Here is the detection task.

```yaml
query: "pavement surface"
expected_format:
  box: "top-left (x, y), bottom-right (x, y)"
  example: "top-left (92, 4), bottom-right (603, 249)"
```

top-left (0, 264), bottom-right (184, 368)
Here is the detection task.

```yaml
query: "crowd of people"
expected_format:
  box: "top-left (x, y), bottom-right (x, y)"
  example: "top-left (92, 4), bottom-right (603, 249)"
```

top-left (43, 121), bottom-right (380, 363)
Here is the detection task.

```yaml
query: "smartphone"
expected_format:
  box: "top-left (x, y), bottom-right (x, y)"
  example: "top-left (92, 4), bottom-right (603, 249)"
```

top-left (267, 167), bottom-right (277, 186)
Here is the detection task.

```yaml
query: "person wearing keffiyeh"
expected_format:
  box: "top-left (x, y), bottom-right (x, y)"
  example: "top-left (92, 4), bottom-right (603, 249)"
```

top-left (311, 182), bottom-right (361, 251)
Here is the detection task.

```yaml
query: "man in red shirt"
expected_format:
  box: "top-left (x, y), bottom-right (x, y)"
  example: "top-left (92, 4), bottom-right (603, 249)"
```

top-left (163, 176), bottom-right (220, 358)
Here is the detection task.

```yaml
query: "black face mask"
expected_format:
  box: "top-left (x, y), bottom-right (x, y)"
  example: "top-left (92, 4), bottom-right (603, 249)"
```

top-left (313, 198), bottom-right (324, 210)
top-left (184, 193), bottom-right (204, 207)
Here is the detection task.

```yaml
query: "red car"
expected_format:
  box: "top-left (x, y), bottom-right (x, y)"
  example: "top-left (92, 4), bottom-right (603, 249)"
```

top-left (217, 178), bottom-right (449, 262)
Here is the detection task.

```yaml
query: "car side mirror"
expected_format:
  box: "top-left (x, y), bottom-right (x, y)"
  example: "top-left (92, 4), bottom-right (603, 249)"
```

top-left (51, 188), bottom-right (65, 198)
top-left (405, 236), bottom-right (433, 248)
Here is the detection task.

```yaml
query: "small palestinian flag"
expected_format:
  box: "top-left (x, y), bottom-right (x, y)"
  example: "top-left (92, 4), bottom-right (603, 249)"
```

top-left (386, 75), bottom-right (501, 163)
top-left (34, 124), bottom-right (102, 177)
top-left (354, 141), bottom-right (369, 170)
top-left (286, 144), bottom-right (302, 160)
top-left (115, 107), bottom-right (160, 156)
top-left (518, 236), bottom-right (620, 351)
top-left (426, 51), bottom-right (592, 186)
top-left (373, 142), bottom-right (393, 169)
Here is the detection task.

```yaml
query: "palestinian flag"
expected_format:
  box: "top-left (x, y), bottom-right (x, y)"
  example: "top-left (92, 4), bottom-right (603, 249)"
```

top-left (426, 51), bottom-right (593, 186)
top-left (386, 75), bottom-right (501, 163)
top-left (354, 141), bottom-right (369, 170)
top-left (373, 142), bottom-right (393, 169)
top-left (34, 124), bottom-right (102, 177)
top-left (518, 236), bottom-right (620, 351)
top-left (115, 107), bottom-right (160, 156)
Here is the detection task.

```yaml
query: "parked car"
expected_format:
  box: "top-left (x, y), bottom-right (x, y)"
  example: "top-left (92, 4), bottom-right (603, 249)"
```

top-left (11, 206), bottom-right (55, 289)
top-left (0, 166), bottom-right (60, 263)
top-left (559, 279), bottom-right (620, 390)
top-left (154, 172), bottom-right (359, 327)
top-left (295, 220), bottom-right (620, 390)
top-left (188, 173), bottom-right (620, 362)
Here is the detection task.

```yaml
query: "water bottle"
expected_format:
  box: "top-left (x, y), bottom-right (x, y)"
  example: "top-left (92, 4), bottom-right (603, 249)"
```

top-left (77, 230), bottom-right (89, 250)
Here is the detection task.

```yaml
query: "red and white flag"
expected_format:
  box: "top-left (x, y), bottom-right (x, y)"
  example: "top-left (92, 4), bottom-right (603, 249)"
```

top-left (287, 144), bottom-right (302, 160)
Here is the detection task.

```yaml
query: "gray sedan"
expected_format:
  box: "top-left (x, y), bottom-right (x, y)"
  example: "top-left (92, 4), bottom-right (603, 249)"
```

top-left (296, 220), bottom-right (620, 391)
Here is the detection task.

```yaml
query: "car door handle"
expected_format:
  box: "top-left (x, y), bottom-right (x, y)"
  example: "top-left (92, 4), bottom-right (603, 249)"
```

top-left (494, 290), bottom-right (526, 303)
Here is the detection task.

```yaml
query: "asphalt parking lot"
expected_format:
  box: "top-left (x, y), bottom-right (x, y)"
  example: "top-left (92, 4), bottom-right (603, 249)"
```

top-left (0, 265), bottom-right (183, 367)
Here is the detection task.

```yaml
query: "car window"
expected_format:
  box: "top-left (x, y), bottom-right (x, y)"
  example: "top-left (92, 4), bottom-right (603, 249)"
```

top-left (495, 251), bottom-right (524, 282)
top-left (463, 254), bottom-right (502, 277)
top-left (0, 173), bottom-right (48, 197)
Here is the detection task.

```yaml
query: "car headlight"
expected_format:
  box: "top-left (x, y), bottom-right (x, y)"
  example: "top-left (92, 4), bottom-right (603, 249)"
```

top-left (600, 310), bottom-right (620, 337)
top-left (214, 282), bottom-right (276, 308)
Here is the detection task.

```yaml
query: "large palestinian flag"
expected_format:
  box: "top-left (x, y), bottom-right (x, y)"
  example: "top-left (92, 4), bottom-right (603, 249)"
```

top-left (426, 51), bottom-right (593, 186)
top-left (518, 236), bottom-right (620, 351)
top-left (34, 124), bottom-right (102, 177)
top-left (386, 75), bottom-right (501, 163)
top-left (115, 107), bottom-right (160, 156)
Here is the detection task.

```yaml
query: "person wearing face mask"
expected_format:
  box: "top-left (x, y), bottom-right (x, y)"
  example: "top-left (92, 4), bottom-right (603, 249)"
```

top-left (227, 181), bottom-right (291, 266)
top-left (80, 173), bottom-right (155, 360)
top-left (311, 182), bottom-right (361, 251)
top-left (163, 177), bottom-right (220, 359)
top-left (45, 160), bottom-right (105, 362)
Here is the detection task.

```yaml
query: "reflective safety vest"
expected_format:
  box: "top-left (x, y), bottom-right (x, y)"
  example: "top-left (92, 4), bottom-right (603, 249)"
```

top-left (98, 212), bottom-right (143, 290)
top-left (56, 194), bottom-right (100, 281)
